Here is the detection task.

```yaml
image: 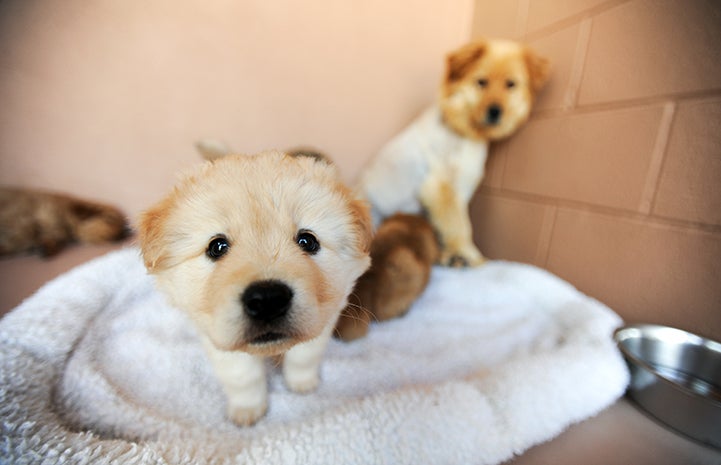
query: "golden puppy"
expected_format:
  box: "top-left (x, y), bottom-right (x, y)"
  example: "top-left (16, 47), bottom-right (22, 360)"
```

top-left (138, 151), bottom-right (371, 425)
top-left (335, 213), bottom-right (440, 341)
top-left (0, 187), bottom-right (129, 257)
top-left (358, 38), bottom-right (549, 267)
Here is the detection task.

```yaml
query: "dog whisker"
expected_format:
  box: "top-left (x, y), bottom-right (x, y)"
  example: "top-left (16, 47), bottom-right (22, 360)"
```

top-left (344, 300), bottom-right (379, 323)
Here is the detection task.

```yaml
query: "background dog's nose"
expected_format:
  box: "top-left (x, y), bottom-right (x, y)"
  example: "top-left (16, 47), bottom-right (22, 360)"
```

top-left (242, 280), bottom-right (293, 321)
top-left (486, 105), bottom-right (502, 125)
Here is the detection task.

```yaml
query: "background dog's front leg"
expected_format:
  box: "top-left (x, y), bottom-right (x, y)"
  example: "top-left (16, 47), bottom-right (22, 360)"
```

top-left (203, 340), bottom-right (268, 426)
top-left (283, 321), bottom-right (334, 393)
top-left (419, 174), bottom-right (485, 267)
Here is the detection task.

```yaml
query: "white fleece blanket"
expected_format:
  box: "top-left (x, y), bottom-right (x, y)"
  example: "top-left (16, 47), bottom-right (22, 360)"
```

top-left (0, 248), bottom-right (628, 465)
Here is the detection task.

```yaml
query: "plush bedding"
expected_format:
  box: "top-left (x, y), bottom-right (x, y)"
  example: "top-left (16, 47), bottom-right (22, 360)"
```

top-left (0, 247), bottom-right (628, 464)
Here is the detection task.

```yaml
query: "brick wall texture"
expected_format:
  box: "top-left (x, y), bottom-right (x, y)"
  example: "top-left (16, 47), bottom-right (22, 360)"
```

top-left (470, 0), bottom-right (721, 338)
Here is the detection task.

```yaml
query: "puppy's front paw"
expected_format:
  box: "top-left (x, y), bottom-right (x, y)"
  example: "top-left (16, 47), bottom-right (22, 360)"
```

top-left (228, 401), bottom-right (268, 426)
top-left (283, 367), bottom-right (320, 393)
top-left (282, 333), bottom-right (329, 394)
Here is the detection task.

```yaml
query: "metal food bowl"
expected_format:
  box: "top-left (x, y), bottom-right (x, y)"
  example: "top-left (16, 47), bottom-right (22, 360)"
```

top-left (614, 324), bottom-right (721, 449)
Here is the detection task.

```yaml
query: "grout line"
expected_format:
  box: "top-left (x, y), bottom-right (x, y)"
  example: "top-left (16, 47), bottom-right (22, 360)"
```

top-left (638, 102), bottom-right (676, 215)
top-left (572, 89), bottom-right (721, 114)
top-left (526, 88), bottom-right (721, 121)
top-left (534, 205), bottom-right (558, 267)
top-left (564, 17), bottom-right (593, 110)
top-left (498, 143), bottom-right (508, 188)
top-left (523, 0), bottom-right (631, 41)
top-left (515, 0), bottom-right (530, 39)
top-left (476, 186), bottom-right (721, 234)
top-left (494, 141), bottom-right (509, 189)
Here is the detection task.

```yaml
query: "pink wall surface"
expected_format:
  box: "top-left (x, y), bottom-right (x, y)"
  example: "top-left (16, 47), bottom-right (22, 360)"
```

top-left (0, 0), bottom-right (473, 219)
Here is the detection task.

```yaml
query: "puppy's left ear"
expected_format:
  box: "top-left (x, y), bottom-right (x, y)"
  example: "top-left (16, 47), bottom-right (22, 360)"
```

top-left (524, 48), bottom-right (550, 97)
top-left (137, 201), bottom-right (171, 272)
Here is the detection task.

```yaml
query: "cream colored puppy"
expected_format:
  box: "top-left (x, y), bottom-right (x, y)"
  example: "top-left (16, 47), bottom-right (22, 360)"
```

top-left (139, 151), bottom-right (371, 425)
top-left (358, 38), bottom-right (549, 267)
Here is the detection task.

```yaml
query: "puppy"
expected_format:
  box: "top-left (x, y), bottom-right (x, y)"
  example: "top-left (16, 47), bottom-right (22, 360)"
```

top-left (138, 151), bottom-right (371, 425)
top-left (0, 187), bottom-right (129, 257)
top-left (357, 38), bottom-right (549, 267)
top-left (335, 213), bottom-right (440, 341)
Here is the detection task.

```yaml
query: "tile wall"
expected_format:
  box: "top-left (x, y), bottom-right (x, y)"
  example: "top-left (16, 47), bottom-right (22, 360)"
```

top-left (470, 0), bottom-right (721, 338)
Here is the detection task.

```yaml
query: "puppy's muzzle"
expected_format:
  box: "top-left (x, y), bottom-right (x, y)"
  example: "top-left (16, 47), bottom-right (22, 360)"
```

top-left (242, 280), bottom-right (294, 322)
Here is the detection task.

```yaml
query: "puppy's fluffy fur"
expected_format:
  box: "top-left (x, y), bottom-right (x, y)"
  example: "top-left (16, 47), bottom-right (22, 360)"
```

top-left (0, 187), bottom-right (128, 257)
top-left (358, 38), bottom-right (549, 267)
top-left (138, 151), bottom-right (371, 425)
top-left (335, 213), bottom-right (440, 341)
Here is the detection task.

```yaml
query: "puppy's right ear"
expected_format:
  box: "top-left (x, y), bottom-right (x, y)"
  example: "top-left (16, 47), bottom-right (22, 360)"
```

top-left (446, 40), bottom-right (486, 83)
top-left (137, 202), bottom-right (170, 272)
top-left (350, 199), bottom-right (373, 255)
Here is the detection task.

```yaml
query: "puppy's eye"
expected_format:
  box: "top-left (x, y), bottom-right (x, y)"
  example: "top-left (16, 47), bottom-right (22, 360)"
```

top-left (296, 230), bottom-right (320, 255)
top-left (477, 78), bottom-right (488, 88)
top-left (207, 236), bottom-right (230, 260)
top-left (506, 80), bottom-right (516, 89)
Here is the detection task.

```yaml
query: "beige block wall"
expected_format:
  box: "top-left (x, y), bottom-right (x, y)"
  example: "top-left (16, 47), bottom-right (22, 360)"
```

top-left (471, 0), bottom-right (721, 339)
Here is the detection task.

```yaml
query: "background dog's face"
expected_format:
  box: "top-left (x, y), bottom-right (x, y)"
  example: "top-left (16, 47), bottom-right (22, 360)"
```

top-left (440, 39), bottom-right (549, 141)
top-left (139, 152), bottom-right (371, 356)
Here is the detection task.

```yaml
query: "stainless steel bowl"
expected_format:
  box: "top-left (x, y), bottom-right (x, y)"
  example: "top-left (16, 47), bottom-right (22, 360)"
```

top-left (614, 324), bottom-right (721, 450)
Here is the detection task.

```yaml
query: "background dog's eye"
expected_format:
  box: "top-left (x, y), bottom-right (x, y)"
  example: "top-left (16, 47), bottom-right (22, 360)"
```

top-left (477, 78), bottom-right (488, 88)
top-left (506, 80), bottom-right (516, 89)
top-left (207, 236), bottom-right (230, 260)
top-left (296, 230), bottom-right (320, 255)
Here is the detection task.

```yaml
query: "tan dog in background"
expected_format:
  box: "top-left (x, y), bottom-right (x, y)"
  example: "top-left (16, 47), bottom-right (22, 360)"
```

top-left (335, 213), bottom-right (440, 341)
top-left (358, 38), bottom-right (549, 267)
top-left (139, 151), bottom-right (371, 425)
top-left (0, 187), bottom-right (128, 257)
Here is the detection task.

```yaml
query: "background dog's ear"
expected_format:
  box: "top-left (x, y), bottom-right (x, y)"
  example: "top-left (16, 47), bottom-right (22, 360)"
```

top-left (446, 41), bottom-right (486, 83)
top-left (524, 48), bottom-right (550, 97)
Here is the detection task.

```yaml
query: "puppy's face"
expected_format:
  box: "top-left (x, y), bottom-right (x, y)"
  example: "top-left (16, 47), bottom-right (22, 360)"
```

top-left (139, 151), bottom-right (371, 357)
top-left (440, 39), bottom-right (549, 141)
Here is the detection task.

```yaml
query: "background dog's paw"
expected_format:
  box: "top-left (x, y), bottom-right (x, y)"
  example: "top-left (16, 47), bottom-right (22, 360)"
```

top-left (228, 402), bottom-right (267, 426)
top-left (440, 248), bottom-right (486, 268)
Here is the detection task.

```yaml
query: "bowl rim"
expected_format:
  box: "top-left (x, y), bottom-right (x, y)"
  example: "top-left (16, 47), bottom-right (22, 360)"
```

top-left (613, 323), bottom-right (721, 407)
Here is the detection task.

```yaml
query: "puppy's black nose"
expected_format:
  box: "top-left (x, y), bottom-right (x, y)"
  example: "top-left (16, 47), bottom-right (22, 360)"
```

top-left (486, 105), bottom-right (503, 125)
top-left (242, 280), bottom-right (293, 322)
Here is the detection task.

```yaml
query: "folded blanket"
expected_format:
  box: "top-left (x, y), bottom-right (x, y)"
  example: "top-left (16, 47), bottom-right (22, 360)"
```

top-left (0, 248), bottom-right (628, 465)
